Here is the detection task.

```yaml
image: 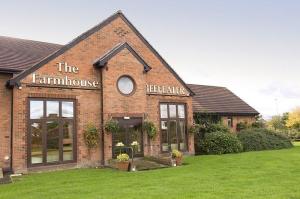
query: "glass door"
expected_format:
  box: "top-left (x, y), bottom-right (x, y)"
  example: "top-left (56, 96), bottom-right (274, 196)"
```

top-left (112, 118), bottom-right (143, 157)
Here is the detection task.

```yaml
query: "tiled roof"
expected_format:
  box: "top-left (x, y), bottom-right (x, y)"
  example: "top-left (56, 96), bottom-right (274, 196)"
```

top-left (188, 84), bottom-right (259, 115)
top-left (0, 36), bottom-right (62, 72)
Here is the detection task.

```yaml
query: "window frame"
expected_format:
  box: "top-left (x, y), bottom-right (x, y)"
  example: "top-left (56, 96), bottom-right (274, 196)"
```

top-left (227, 116), bottom-right (233, 128)
top-left (116, 75), bottom-right (136, 96)
top-left (159, 102), bottom-right (188, 153)
top-left (27, 98), bottom-right (77, 167)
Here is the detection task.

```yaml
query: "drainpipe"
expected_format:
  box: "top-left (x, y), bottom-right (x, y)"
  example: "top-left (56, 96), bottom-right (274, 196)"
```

top-left (9, 86), bottom-right (14, 172)
top-left (100, 67), bottom-right (105, 166)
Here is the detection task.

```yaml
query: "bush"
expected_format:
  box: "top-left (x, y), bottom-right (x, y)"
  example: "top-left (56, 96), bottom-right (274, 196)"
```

top-left (198, 132), bottom-right (243, 155)
top-left (237, 128), bottom-right (293, 152)
top-left (171, 149), bottom-right (183, 158)
top-left (197, 123), bottom-right (230, 139)
top-left (283, 129), bottom-right (300, 141)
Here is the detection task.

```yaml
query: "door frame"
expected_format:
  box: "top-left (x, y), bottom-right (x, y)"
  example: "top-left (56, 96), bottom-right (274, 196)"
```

top-left (111, 117), bottom-right (144, 158)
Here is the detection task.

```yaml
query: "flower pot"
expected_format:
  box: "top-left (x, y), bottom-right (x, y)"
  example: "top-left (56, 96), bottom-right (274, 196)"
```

top-left (116, 161), bottom-right (129, 171)
top-left (175, 157), bottom-right (183, 166)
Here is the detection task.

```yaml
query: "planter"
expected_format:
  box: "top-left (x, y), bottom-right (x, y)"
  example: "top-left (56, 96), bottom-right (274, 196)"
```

top-left (175, 157), bottom-right (183, 166)
top-left (116, 161), bottom-right (129, 171)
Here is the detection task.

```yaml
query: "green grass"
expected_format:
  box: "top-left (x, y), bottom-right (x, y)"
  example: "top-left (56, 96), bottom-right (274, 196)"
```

top-left (1, 147), bottom-right (300, 199)
top-left (293, 141), bottom-right (300, 147)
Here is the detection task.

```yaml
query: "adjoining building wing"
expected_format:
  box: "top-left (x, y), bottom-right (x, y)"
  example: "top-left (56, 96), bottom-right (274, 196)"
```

top-left (188, 84), bottom-right (259, 115)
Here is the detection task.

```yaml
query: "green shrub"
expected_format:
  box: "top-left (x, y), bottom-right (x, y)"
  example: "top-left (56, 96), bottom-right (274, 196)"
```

top-left (237, 128), bottom-right (293, 152)
top-left (171, 149), bottom-right (183, 158)
top-left (104, 119), bottom-right (120, 134)
top-left (143, 121), bottom-right (157, 139)
top-left (84, 123), bottom-right (99, 149)
top-left (198, 132), bottom-right (243, 155)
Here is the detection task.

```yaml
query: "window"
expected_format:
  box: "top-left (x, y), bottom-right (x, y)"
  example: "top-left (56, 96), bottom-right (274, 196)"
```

top-left (29, 99), bottom-right (75, 166)
top-left (117, 76), bottom-right (135, 95)
top-left (159, 103), bottom-right (187, 152)
top-left (227, 117), bottom-right (233, 128)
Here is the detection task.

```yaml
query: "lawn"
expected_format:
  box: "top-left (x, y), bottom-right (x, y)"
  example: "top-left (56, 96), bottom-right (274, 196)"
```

top-left (1, 147), bottom-right (300, 199)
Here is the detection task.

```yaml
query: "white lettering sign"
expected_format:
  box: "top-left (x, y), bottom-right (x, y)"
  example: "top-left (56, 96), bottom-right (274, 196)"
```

top-left (146, 84), bottom-right (188, 96)
top-left (31, 62), bottom-right (100, 89)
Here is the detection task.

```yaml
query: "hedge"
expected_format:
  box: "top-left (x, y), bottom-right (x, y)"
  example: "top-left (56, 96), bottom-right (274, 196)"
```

top-left (198, 131), bottom-right (243, 155)
top-left (237, 128), bottom-right (293, 152)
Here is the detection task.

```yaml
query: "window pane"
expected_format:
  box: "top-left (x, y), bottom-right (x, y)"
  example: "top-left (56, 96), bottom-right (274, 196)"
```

top-left (63, 121), bottom-right (73, 161)
top-left (30, 101), bottom-right (43, 119)
top-left (169, 105), bottom-right (176, 118)
top-left (170, 120), bottom-right (178, 150)
top-left (178, 105), bottom-right (185, 118)
top-left (117, 76), bottom-right (134, 95)
top-left (62, 102), bottom-right (74, 118)
top-left (47, 101), bottom-right (59, 118)
top-left (161, 121), bottom-right (168, 130)
top-left (178, 121), bottom-right (186, 151)
top-left (46, 121), bottom-right (59, 163)
top-left (160, 104), bottom-right (168, 118)
top-left (161, 130), bottom-right (168, 152)
top-left (31, 122), bottom-right (43, 164)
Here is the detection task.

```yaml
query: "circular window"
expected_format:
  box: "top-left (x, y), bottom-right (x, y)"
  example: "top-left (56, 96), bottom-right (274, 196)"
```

top-left (117, 76), bottom-right (135, 95)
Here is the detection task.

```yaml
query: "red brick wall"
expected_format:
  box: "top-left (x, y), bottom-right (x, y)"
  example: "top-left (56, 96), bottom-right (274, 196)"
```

top-left (0, 74), bottom-right (12, 171)
top-left (222, 115), bottom-right (256, 132)
top-left (11, 15), bottom-right (193, 172)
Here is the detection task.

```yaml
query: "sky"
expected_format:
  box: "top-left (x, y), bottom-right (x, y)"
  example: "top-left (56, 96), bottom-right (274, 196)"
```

top-left (1, 0), bottom-right (300, 119)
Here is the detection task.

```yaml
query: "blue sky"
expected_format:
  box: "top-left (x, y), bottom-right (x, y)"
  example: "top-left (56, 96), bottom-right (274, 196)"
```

top-left (1, 0), bottom-right (300, 118)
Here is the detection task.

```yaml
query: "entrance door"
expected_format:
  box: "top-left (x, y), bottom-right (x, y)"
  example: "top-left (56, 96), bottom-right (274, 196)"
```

top-left (112, 118), bottom-right (143, 157)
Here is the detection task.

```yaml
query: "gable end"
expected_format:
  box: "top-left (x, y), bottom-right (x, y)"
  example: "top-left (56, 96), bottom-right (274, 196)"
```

top-left (93, 42), bottom-right (151, 72)
top-left (7, 10), bottom-right (194, 95)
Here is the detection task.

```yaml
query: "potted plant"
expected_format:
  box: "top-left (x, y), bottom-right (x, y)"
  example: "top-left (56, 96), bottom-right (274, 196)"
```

top-left (143, 121), bottom-right (157, 139)
top-left (83, 123), bottom-right (99, 159)
top-left (104, 119), bottom-right (120, 134)
top-left (171, 149), bottom-right (183, 166)
top-left (189, 123), bottom-right (201, 134)
top-left (116, 153), bottom-right (130, 171)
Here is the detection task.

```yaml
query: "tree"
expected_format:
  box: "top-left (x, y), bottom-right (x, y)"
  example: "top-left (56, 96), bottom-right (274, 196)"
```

top-left (267, 115), bottom-right (286, 130)
top-left (251, 115), bottom-right (266, 128)
top-left (286, 107), bottom-right (300, 130)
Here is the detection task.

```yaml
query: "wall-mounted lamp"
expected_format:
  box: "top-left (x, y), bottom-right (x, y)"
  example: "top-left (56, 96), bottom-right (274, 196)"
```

top-left (4, 155), bottom-right (10, 161)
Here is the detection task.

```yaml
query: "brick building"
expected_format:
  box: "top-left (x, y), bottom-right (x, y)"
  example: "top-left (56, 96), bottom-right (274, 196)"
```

top-left (188, 84), bottom-right (259, 131)
top-left (0, 11), bottom-right (258, 173)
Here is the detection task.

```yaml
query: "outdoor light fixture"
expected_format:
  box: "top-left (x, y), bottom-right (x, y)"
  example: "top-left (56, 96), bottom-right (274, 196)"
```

top-left (131, 165), bottom-right (136, 172)
top-left (4, 155), bottom-right (10, 161)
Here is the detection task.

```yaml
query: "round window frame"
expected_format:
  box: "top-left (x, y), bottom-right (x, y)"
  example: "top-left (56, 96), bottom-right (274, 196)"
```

top-left (116, 75), bottom-right (136, 96)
